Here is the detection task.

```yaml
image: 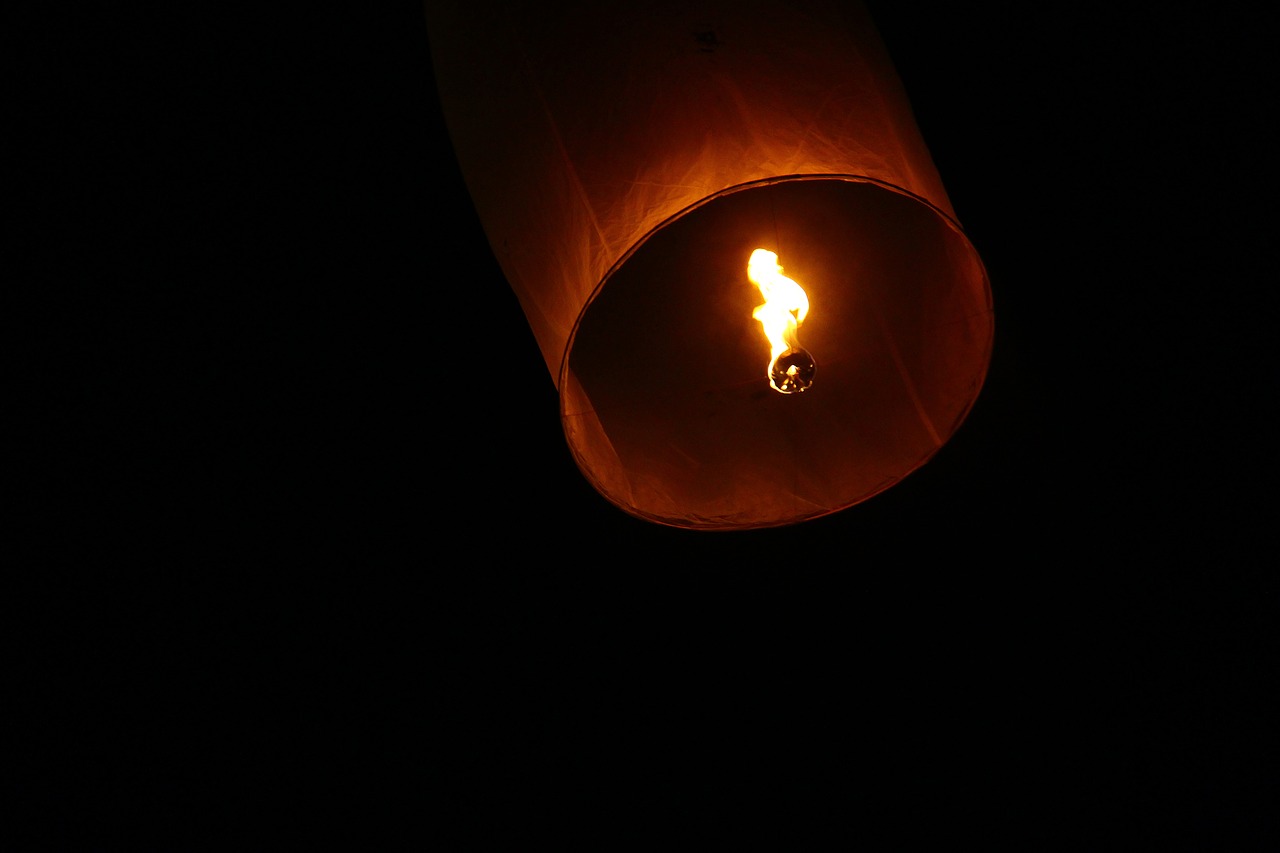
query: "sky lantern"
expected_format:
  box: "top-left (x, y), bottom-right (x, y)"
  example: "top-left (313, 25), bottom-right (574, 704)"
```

top-left (424, 0), bottom-right (993, 530)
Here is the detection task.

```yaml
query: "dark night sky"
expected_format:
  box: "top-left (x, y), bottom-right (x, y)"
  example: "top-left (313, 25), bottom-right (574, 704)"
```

top-left (26, 1), bottom-right (1276, 847)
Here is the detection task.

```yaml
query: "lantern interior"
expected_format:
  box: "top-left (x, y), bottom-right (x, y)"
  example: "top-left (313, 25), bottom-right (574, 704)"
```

top-left (561, 178), bottom-right (991, 529)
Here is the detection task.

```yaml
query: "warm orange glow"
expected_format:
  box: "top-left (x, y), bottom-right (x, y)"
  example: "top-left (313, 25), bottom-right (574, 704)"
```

top-left (748, 248), bottom-right (815, 394)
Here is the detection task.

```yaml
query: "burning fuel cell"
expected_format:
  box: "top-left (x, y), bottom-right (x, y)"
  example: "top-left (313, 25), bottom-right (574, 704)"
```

top-left (748, 249), bottom-right (816, 394)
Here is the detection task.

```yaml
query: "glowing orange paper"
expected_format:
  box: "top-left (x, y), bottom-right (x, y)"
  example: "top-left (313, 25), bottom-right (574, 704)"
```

top-left (426, 1), bottom-right (993, 529)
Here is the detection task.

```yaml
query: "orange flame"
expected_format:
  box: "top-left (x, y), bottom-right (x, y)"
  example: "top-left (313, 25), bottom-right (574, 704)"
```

top-left (748, 248), bottom-right (815, 394)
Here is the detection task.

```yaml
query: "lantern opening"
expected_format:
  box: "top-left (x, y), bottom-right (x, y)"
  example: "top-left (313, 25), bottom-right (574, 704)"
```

top-left (561, 178), bottom-right (991, 529)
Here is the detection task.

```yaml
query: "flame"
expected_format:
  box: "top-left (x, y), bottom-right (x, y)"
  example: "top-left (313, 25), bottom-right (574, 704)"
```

top-left (748, 248), bottom-right (815, 394)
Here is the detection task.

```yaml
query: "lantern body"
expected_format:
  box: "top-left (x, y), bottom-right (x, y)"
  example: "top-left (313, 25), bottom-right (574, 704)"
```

top-left (426, 0), bottom-right (993, 529)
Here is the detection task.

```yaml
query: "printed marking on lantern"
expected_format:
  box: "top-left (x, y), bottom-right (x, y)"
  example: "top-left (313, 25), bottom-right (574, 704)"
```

top-left (748, 248), bottom-right (816, 394)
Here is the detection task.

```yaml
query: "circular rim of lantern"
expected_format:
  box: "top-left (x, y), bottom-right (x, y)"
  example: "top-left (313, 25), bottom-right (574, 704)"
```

top-left (558, 173), bottom-right (993, 531)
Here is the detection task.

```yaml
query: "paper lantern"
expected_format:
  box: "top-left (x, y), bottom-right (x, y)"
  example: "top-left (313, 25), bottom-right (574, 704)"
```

top-left (425, 0), bottom-right (993, 530)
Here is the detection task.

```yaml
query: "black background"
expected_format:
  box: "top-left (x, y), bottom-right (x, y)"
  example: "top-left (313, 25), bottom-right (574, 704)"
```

top-left (24, 1), bottom-right (1275, 847)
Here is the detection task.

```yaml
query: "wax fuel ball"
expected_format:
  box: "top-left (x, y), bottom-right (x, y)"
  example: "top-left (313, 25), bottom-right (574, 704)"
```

top-left (770, 347), bottom-right (816, 395)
